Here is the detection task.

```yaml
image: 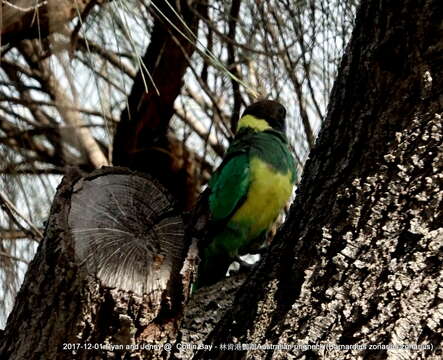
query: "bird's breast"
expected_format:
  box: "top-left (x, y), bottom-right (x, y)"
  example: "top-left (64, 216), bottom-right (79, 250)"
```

top-left (231, 156), bottom-right (293, 240)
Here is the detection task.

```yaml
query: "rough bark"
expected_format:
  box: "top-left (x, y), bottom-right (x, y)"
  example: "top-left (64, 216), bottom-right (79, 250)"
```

top-left (0, 167), bottom-right (195, 360)
top-left (113, 0), bottom-right (207, 210)
top-left (173, 274), bottom-right (247, 359)
top-left (197, 0), bottom-right (443, 359)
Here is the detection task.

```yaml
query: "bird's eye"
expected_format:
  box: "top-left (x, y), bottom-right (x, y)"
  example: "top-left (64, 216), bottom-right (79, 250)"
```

top-left (279, 107), bottom-right (286, 118)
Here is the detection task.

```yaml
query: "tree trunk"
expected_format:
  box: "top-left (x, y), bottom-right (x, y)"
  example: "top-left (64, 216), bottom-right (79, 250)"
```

top-left (113, 0), bottom-right (208, 210)
top-left (0, 167), bottom-right (195, 360)
top-left (197, 0), bottom-right (442, 359)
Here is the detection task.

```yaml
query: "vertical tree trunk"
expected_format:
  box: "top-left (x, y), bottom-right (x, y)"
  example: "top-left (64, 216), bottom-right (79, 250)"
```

top-left (198, 0), bottom-right (442, 358)
top-left (113, 0), bottom-right (207, 209)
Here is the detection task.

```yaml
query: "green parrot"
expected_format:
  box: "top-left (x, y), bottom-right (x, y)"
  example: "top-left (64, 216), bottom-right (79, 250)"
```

top-left (196, 100), bottom-right (296, 288)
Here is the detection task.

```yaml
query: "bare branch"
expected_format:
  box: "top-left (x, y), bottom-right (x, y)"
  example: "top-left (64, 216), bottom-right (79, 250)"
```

top-left (0, 190), bottom-right (43, 240)
top-left (174, 103), bottom-right (225, 157)
top-left (0, 251), bottom-right (30, 264)
top-left (1, 0), bottom-right (110, 47)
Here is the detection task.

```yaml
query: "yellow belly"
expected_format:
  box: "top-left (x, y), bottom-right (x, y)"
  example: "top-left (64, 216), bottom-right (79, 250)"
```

top-left (231, 157), bottom-right (293, 240)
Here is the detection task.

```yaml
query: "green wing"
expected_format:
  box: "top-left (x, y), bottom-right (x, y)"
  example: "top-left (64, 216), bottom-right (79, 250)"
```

top-left (208, 152), bottom-right (250, 222)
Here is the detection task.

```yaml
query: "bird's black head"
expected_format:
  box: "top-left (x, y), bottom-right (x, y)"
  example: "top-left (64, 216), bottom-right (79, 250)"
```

top-left (239, 100), bottom-right (287, 133)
